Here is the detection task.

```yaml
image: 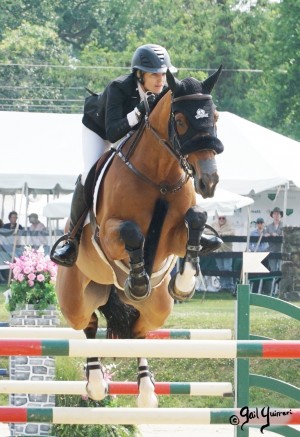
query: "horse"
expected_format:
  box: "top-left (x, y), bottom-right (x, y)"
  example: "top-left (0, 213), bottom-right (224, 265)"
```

top-left (55, 66), bottom-right (224, 406)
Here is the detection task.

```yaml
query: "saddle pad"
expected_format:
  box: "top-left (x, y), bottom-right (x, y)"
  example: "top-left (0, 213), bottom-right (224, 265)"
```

top-left (91, 234), bottom-right (177, 291)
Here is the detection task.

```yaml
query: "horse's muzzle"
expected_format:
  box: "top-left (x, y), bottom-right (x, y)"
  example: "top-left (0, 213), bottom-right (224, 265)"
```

top-left (194, 172), bottom-right (219, 198)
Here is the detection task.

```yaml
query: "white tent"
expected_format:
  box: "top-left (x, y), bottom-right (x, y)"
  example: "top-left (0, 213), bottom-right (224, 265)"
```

top-left (0, 111), bottom-right (82, 196)
top-left (196, 187), bottom-right (253, 216)
top-left (1, 110), bottom-right (299, 197)
top-left (44, 188), bottom-right (253, 219)
top-left (1, 110), bottom-right (300, 227)
top-left (43, 193), bottom-right (73, 219)
top-left (217, 112), bottom-right (300, 195)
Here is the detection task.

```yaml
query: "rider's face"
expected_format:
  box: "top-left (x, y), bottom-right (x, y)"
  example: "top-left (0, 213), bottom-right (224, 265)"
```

top-left (143, 72), bottom-right (166, 94)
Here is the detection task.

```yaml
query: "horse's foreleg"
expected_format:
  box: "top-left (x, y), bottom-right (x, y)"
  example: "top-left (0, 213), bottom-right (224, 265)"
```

top-left (119, 220), bottom-right (150, 301)
top-left (84, 312), bottom-right (108, 401)
top-left (137, 358), bottom-right (158, 408)
top-left (169, 206), bottom-right (207, 301)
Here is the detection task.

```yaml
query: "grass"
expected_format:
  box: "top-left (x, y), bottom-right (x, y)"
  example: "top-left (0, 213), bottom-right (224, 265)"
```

top-left (0, 285), bottom-right (299, 413)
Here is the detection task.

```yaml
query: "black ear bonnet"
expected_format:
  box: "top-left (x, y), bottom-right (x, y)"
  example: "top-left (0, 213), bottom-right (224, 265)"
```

top-left (171, 77), bottom-right (224, 155)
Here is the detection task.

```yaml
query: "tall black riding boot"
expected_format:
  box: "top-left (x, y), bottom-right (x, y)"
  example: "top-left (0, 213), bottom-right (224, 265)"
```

top-left (50, 176), bottom-right (89, 267)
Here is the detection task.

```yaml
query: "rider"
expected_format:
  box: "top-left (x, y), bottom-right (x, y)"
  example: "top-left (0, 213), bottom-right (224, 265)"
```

top-left (51, 44), bottom-right (176, 267)
top-left (51, 44), bottom-right (220, 268)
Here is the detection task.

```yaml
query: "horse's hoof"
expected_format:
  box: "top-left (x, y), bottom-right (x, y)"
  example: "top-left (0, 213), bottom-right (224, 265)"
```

top-left (85, 361), bottom-right (108, 401)
top-left (168, 274), bottom-right (195, 301)
top-left (137, 372), bottom-right (158, 408)
top-left (86, 380), bottom-right (108, 401)
top-left (124, 276), bottom-right (151, 301)
top-left (137, 392), bottom-right (159, 408)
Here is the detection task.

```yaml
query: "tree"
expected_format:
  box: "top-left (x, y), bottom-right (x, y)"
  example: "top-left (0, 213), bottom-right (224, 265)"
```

top-left (246, 0), bottom-right (300, 140)
top-left (0, 23), bottom-right (80, 112)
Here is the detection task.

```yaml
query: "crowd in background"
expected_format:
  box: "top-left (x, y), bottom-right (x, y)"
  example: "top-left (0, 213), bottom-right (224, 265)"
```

top-left (0, 207), bottom-right (285, 295)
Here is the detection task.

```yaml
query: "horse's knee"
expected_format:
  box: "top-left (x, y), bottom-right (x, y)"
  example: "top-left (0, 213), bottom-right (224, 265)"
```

top-left (120, 220), bottom-right (144, 250)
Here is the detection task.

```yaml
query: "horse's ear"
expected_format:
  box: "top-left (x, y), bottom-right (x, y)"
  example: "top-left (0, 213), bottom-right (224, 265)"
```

top-left (201, 65), bottom-right (223, 94)
top-left (166, 69), bottom-right (181, 92)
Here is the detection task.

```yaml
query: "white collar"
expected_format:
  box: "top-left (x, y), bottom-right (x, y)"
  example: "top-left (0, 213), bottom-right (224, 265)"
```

top-left (137, 82), bottom-right (147, 100)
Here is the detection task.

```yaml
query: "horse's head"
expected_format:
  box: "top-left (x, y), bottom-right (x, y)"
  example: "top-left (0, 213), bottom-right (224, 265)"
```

top-left (166, 66), bottom-right (224, 198)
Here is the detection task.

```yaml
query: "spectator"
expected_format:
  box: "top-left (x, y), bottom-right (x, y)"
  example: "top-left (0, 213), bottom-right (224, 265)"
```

top-left (28, 213), bottom-right (47, 248)
top-left (28, 213), bottom-right (46, 232)
top-left (3, 211), bottom-right (23, 230)
top-left (211, 215), bottom-right (235, 293)
top-left (266, 207), bottom-right (283, 272)
top-left (250, 218), bottom-right (269, 252)
top-left (250, 218), bottom-right (269, 293)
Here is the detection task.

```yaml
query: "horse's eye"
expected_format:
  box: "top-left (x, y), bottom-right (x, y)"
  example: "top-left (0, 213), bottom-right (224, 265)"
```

top-left (175, 119), bottom-right (185, 128)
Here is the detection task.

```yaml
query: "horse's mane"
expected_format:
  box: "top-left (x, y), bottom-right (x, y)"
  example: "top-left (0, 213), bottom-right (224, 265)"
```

top-left (151, 86), bottom-right (171, 111)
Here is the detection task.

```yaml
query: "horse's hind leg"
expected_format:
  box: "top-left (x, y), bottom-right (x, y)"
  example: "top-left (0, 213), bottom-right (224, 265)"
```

top-left (137, 357), bottom-right (158, 408)
top-left (169, 206), bottom-right (206, 301)
top-left (119, 220), bottom-right (150, 301)
top-left (84, 312), bottom-right (108, 400)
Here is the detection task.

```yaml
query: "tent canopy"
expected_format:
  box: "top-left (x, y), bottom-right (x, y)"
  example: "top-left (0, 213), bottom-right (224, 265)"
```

top-left (1, 110), bottom-right (300, 197)
top-left (44, 188), bottom-right (253, 219)
top-left (0, 111), bottom-right (82, 195)
top-left (217, 112), bottom-right (300, 194)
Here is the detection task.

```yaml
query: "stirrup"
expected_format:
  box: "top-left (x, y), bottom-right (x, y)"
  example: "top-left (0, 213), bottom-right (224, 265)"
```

top-left (50, 233), bottom-right (71, 252)
top-left (50, 233), bottom-right (79, 266)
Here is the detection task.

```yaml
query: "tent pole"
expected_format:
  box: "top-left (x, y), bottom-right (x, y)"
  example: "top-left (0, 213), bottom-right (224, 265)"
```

top-left (1, 194), bottom-right (4, 221)
top-left (8, 183), bottom-right (25, 285)
top-left (282, 182), bottom-right (288, 225)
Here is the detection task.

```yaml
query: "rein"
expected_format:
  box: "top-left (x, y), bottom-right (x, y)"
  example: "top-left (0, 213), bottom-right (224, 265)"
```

top-left (116, 107), bottom-right (193, 195)
top-left (117, 135), bottom-right (190, 195)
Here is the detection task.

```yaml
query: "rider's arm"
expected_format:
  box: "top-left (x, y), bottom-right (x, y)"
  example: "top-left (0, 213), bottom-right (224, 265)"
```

top-left (105, 82), bottom-right (140, 143)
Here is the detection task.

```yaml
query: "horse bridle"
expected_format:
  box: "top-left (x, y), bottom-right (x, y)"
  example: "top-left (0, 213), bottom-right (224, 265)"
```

top-left (116, 92), bottom-right (215, 195)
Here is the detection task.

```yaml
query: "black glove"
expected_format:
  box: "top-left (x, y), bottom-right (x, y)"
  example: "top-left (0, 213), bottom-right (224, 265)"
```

top-left (135, 93), bottom-right (156, 120)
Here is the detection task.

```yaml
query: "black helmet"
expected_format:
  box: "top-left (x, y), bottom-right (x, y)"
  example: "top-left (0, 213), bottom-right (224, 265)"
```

top-left (131, 44), bottom-right (177, 73)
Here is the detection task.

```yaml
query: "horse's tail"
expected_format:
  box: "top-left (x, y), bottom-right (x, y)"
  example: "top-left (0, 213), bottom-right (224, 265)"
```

top-left (144, 198), bottom-right (169, 276)
top-left (98, 285), bottom-right (140, 339)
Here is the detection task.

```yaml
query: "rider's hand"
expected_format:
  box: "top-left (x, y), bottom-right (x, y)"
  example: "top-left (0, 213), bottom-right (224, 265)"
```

top-left (135, 94), bottom-right (156, 120)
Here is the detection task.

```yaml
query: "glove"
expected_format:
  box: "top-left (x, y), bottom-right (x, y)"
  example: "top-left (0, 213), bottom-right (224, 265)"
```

top-left (135, 93), bottom-right (156, 120)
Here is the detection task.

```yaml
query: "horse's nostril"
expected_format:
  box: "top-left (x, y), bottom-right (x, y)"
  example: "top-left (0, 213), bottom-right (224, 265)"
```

top-left (199, 179), bottom-right (206, 192)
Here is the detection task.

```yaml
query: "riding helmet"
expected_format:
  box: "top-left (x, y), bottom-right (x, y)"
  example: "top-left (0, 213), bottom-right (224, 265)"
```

top-left (131, 44), bottom-right (177, 73)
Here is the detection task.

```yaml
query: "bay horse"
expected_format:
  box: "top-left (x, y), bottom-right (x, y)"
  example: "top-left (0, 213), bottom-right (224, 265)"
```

top-left (55, 66), bottom-right (224, 406)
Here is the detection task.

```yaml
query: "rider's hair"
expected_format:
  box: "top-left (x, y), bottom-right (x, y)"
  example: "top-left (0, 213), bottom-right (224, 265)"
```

top-left (136, 70), bottom-right (145, 85)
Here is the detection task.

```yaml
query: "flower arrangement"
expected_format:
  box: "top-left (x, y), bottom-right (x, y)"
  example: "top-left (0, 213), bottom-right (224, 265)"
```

top-left (7, 246), bottom-right (58, 311)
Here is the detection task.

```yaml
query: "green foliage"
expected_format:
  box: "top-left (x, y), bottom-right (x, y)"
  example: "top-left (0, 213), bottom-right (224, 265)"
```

top-left (0, 0), bottom-right (299, 139)
top-left (53, 357), bottom-right (137, 437)
top-left (6, 247), bottom-right (58, 311)
top-left (7, 278), bottom-right (57, 312)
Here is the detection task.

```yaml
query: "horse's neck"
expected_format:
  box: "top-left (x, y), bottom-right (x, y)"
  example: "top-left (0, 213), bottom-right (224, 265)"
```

top-left (136, 91), bottom-right (180, 176)
top-left (149, 91), bottom-right (172, 139)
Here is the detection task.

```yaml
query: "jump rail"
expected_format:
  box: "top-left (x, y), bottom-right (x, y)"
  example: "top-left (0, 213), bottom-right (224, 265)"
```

top-left (0, 407), bottom-right (299, 425)
top-left (0, 339), bottom-right (299, 358)
top-left (0, 380), bottom-right (233, 397)
top-left (0, 327), bottom-right (232, 340)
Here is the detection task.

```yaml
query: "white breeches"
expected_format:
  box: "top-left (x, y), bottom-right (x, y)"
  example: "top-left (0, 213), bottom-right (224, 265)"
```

top-left (81, 125), bottom-right (111, 185)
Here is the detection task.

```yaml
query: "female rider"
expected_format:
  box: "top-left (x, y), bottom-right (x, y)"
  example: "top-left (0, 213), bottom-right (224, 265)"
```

top-left (51, 44), bottom-right (176, 267)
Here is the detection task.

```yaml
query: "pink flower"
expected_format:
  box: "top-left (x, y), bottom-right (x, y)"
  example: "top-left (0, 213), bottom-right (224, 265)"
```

top-left (13, 267), bottom-right (22, 277)
top-left (17, 274), bottom-right (24, 282)
top-left (27, 280), bottom-right (35, 287)
top-left (28, 273), bottom-right (36, 281)
top-left (36, 274), bottom-right (45, 282)
top-left (23, 266), bottom-right (33, 275)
